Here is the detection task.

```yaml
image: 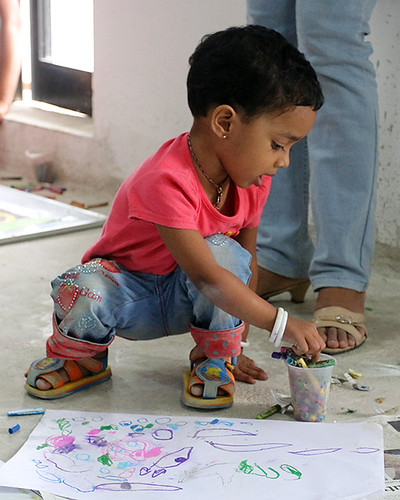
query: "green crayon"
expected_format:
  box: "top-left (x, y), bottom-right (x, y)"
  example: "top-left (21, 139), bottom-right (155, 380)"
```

top-left (257, 404), bottom-right (282, 419)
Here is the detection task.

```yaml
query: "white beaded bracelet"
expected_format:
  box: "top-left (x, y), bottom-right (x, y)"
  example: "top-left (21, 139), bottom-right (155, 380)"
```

top-left (241, 340), bottom-right (250, 348)
top-left (269, 307), bottom-right (288, 347)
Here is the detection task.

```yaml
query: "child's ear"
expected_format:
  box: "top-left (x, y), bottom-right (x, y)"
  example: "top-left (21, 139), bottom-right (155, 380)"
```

top-left (211, 105), bottom-right (237, 139)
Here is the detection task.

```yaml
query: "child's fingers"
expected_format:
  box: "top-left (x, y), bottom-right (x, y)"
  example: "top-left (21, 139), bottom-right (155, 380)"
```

top-left (234, 354), bottom-right (268, 383)
top-left (291, 324), bottom-right (325, 357)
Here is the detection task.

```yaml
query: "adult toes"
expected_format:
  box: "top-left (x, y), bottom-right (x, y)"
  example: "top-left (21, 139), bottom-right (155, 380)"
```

top-left (325, 326), bottom-right (340, 348)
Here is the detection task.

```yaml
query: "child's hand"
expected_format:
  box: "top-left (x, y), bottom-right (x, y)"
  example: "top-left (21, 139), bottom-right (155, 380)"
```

top-left (233, 353), bottom-right (268, 384)
top-left (284, 316), bottom-right (325, 360)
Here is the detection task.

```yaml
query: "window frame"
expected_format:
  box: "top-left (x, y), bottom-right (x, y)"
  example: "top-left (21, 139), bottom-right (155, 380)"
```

top-left (30, 0), bottom-right (92, 116)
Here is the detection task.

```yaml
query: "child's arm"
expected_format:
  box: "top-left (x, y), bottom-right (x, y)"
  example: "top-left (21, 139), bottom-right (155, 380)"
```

top-left (232, 227), bottom-right (268, 382)
top-left (233, 227), bottom-right (259, 311)
top-left (156, 225), bottom-right (324, 358)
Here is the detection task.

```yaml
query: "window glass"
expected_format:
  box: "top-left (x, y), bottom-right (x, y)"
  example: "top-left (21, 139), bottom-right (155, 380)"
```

top-left (44, 0), bottom-right (93, 72)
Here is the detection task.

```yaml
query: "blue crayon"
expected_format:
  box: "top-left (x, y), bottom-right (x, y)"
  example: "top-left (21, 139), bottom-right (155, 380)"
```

top-left (8, 408), bottom-right (44, 417)
top-left (8, 424), bottom-right (20, 434)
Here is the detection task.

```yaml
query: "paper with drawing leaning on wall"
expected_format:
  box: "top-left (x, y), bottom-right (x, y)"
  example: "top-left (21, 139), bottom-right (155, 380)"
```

top-left (0, 410), bottom-right (384, 500)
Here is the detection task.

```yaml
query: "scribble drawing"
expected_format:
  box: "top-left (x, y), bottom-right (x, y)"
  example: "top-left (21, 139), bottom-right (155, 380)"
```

top-left (97, 453), bottom-right (113, 466)
top-left (35, 465), bottom-right (96, 494)
top-left (205, 441), bottom-right (292, 453)
top-left (354, 447), bottom-right (380, 454)
top-left (209, 418), bottom-right (234, 426)
top-left (280, 464), bottom-right (303, 479)
top-left (87, 434), bottom-right (108, 447)
top-left (101, 437), bottom-right (163, 463)
top-left (46, 435), bottom-right (79, 454)
top-left (178, 461), bottom-right (235, 486)
top-left (44, 451), bottom-right (91, 473)
top-left (7, 411), bottom-right (380, 500)
top-left (151, 428), bottom-right (174, 441)
top-left (237, 460), bottom-right (302, 480)
top-left (54, 417), bottom-right (73, 436)
top-left (140, 446), bottom-right (193, 478)
top-left (95, 482), bottom-right (183, 492)
top-left (288, 447), bottom-right (341, 456)
top-left (193, 427), bottom-right (257, 439)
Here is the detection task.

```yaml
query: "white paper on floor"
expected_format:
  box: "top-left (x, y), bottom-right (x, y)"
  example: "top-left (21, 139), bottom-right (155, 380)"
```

top-left (0, 185), bottom-right (106, 245)
top-left (0, 410), bottom-right (384, 500)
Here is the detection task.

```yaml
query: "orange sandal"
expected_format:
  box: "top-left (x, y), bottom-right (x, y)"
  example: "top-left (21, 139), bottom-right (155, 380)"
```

top-left (25, 354), bottom-right (111, 399)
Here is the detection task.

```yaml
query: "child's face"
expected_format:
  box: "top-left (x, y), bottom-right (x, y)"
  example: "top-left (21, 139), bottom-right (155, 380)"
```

top-left (222, 106), bottom-right (316, 188)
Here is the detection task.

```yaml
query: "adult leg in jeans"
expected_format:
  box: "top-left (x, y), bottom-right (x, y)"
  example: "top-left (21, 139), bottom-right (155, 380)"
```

top-left (247, 0), bottom-right (379, 351)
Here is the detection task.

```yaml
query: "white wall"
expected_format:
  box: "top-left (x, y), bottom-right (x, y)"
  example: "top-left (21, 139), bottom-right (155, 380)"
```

top-left (92, 0), bottom-right (246, 183)
top-left (370, 0), bottom-right (400, 247)
top-left (0, 0), bottom-right (399, 247)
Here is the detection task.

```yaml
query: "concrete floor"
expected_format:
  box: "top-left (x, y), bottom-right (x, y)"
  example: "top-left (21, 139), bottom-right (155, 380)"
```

top-left (1, 197), bottom-right (400, 496)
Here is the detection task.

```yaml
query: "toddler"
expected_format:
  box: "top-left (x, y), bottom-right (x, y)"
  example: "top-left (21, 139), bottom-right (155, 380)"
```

top-left (25, 25), bottom-right (325, 409)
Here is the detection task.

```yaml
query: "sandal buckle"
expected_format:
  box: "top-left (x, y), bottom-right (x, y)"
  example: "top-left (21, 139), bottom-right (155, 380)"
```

top-left (335, 315), bottom-right (353, 325)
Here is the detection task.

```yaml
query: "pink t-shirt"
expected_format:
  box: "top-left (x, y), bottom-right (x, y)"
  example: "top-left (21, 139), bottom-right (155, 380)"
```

top-left (83, 133), bottom-right (271, 274)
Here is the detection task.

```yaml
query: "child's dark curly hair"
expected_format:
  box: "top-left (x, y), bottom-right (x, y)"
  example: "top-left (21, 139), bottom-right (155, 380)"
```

top-left (187, 25), bottom-right (324, 120)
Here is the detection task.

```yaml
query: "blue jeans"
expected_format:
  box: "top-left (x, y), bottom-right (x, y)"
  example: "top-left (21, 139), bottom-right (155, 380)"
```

top-left (247, 0), bottom-right (379, 292)
top-left (51, 234), bottom-right (251, 349)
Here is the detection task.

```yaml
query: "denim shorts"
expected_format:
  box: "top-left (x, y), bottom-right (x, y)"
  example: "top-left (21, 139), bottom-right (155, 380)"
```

top-left (51, 234), bottom-right (252, 348)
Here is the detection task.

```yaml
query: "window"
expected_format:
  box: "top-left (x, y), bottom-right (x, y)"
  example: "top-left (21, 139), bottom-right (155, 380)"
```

top-left (23, 0), bottom-right (93, 116)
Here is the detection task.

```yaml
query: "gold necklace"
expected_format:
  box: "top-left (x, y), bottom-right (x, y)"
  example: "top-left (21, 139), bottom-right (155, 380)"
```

top-left (187, 134), bottom-right (229, 210)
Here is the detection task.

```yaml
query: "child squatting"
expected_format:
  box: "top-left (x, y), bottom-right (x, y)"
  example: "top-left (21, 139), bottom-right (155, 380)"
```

top-left (25, 25), bottom-right (325, 409)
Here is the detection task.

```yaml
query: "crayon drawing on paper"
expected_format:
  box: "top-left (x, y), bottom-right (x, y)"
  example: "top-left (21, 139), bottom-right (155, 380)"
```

top-left (0, 410), bottom-right (384, 500)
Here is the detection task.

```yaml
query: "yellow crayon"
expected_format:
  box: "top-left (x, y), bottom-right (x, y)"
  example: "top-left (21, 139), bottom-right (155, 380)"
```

top-left (297, 357), bottom-right (308, 368)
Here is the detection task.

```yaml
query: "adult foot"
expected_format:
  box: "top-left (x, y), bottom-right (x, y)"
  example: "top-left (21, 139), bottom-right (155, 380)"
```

top-left (315, 287), bottom-right (366, 351)
top-left (257, 267), bottom-right (310, 303)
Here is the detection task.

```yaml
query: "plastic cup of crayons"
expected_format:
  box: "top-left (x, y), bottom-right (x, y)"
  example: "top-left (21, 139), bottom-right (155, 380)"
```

top-left (286, 353), bottom-right (336, 422)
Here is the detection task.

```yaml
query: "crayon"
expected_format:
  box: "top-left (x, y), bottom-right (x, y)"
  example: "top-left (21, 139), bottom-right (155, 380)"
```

top-left (297, 357), bottom-right (309, 369)
top-left (307, 359), bottom-right (336, 368)
top-left (46, 186), bottom-right (65, 194)
top-left (8, 408), bottom-right (44, 416)
top-left (70, 200), bottom-right (109, 209)
top-left (257, 404), bottom-right (282, 419)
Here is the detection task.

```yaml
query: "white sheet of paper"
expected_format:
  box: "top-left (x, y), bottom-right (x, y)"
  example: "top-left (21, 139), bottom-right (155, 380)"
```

top-left (0, 410), bottom-right (384, 500)
top-left (0, 185), bottom-right (106, 245)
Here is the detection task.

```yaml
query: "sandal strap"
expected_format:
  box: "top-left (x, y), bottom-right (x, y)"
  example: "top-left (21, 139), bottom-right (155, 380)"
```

top-left (63, 360), bottom-right (83, 382)
top-left (26, 358), bottom-right (66, 389)
top-left (314, 306), bottom-right (365, 325)
top-left (26, 354), bottom-right (108, 390)
top-left (39, 360), bottom-right (84, 388)
top-left (314, 306), bottom-right (367, 340)
top-left (78, 356), bottom-right (106, 373)
top-left (190, 358), bottom-right (234, 399)
top-left (39, 370), bottom-right (65, 389)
